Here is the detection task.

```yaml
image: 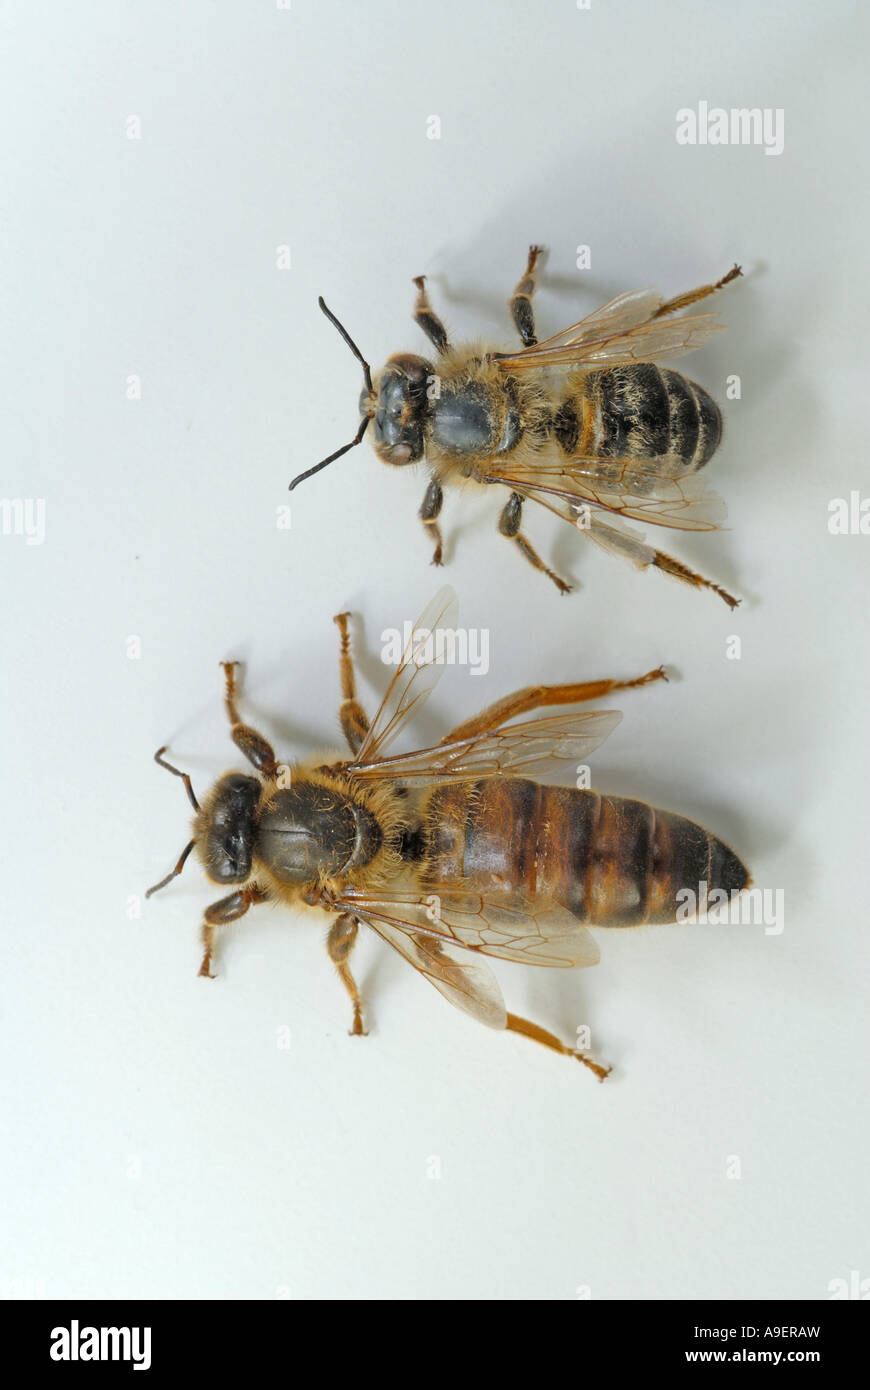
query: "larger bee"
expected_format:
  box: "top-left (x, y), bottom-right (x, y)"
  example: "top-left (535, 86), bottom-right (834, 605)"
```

top-left (147, 590), bottom-right (749, 1079)
top-left (289, 250), bottom-right (742, 607)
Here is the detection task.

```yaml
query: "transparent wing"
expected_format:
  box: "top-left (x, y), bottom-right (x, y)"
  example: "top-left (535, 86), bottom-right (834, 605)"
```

top-left (353, 586), bottom-right (459, 764)
top-left (349, 709), bottom-right (622, 787)
top-left (495, 311), bottom-right (724, 372)
top-left (351, 909), bottom-right (508, 1028)
top-left (527, 287), bottom-right (665, 349)
top-left (489, 459), bottom-right (726, 532)
top-left (504, 485), bottom-right (660, 568)
top-left (336, 887), bottom-right (601, 970)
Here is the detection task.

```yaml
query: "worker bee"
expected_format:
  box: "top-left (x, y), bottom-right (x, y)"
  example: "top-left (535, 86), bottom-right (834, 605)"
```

top-left (147, 589), bottom-right (749, 1079)
top-left (289, 249), bottom-right (743, 607)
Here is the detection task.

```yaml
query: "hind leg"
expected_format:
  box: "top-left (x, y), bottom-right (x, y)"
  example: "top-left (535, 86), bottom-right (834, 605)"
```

top-left (441, 666), bottom-right (666, 744)
top-left (653, 264), bottom-right (742, 319)
top-left (651, 547), bottom-right (739, 609)
top-left (505, 1013), bottom-right (610, 1081)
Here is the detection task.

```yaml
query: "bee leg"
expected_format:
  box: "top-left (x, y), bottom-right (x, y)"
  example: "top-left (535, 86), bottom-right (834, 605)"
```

top-left (333, 611), bottom-right (371, 756)
top-left (505, 1013), bottom-right (611, 1082)
top-left (509, 244), bottom-right (546, 347)
top-left (651, 548), bottom-right (740, 610)
top-left (498, 491), bottom-right (572, 595)
top-left (199, 885), bottom-right (267, 979)
top-left (412, 275), bottom-right (449, 354)
top-left (326, 914), bottom-right (367, 1036)
top-left (419, 477), bottom-right (445, 566)
top-left (441, 668), bottom-right (667, 744)
top-left (652, 263), bottom-right (742, 320)
top-left (220, 661), bottom-right (280, 777)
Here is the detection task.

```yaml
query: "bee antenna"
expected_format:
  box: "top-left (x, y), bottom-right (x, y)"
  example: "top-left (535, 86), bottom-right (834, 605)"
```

top-left (153, 745), bottom-right (200, 810)
top-left (146, 838), bottom-right (197, 899)
top-left (317, 296), bottom-right (373, 395)
top-left (288, 414), bottom-right (371, 492)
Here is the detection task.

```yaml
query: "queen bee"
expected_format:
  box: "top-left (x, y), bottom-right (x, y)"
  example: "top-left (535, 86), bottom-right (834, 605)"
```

top-left (148, 590), bottom-right (749, 1079)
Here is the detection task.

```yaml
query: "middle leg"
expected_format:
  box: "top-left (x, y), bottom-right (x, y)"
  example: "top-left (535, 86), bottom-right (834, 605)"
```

top-left (509, 244), bottom-right (546, 346)
top-left (326, 914), bottom-right (367, 1035)
top-left (498, 491), bottom-right (572, 596)
top-left (419, 477), bottom-right (444, 566)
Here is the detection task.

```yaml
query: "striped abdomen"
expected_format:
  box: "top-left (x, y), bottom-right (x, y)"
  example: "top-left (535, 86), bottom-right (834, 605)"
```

top-left (555, 364), bottom-right (722, 472)
top-left (420, 780), bottom-right (747, 927)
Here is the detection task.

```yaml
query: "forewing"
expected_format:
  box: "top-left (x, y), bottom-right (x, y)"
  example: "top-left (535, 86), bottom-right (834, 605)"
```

top-left (338, 888), bottom-right (601, 970)
top-left (349, 709), bottom-right (622, 786)
top-left (526, 287), bottom-right (664, 350)
top-left (352, 910), bottom-right (508, 1028)
top-left (490, 459), bottom-right (727, 532)
top-left (353, 586), bottom-right (459, 764)
top-left (496, 311), bottom-right (724, 371)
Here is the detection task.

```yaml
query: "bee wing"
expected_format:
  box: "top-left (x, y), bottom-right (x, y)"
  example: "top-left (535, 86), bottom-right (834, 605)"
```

top-left (353, 585), bottom-right (460, 764)
top-left (336, 887), bottom-right (600, 971)
top-left (495, 311), bottom-right (724, 372)
top-left (490, 460), bottom-right (727, 532)
top-left (505, 484), bottom-right (663, 568)
top-left (531, 287), bottom-right (666, 348)
top-left (349, 708), bottom-right (622, 787)
top-left (344, 906), bottom-right (508, 1028)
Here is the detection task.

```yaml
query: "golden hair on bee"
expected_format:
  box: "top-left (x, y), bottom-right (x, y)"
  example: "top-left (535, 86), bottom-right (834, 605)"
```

top-left (289, 251), bottom-right (743, 607)
top-left (148, 590), bottom-right (749, 1078)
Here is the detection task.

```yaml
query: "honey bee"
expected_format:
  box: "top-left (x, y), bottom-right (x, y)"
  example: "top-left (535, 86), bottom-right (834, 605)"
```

top-left (289, 249), bottom-right (743, 607)
top-left (147, 589), bottom-right (749, 1079)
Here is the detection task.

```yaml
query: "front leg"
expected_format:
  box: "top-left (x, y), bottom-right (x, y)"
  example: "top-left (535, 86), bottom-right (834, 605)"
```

top-left (199, 884), bottom-right (268, 978)
top-left (509, 244), bottom-right (546, 346)
top-left (419, 477), bottom-right (444, 566)
top-left (221, 662), bottom-right (279, 776)
top-left (326, 914), bottom-right (367, 1035)
top-left (333, 611), bottom-right (371, 756)
top-left (498, 491), bottom-right (572, 595)
top-left (412, 275), bottom-right (449, 354)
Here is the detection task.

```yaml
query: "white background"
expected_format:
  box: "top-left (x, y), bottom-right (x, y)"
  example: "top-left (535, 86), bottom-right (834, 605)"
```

top-left (2, 0), bottom-right (868, 1300)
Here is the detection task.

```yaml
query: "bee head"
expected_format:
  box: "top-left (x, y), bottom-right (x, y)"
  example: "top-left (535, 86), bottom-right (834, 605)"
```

top-left (193, 773), bottom-right (262, 886)
top-left (146, 753), bottom-right (262, 900)
top-left (289, 298), bottom-right (431, 492)
top-left (364, 354), bottom-right (432, 466)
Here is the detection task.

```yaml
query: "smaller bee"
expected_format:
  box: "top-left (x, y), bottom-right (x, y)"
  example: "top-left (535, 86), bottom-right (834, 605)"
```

top-left (147, 589), bottom-right (750, 1079)
top-left (289, 249), bottom-right (742, 607)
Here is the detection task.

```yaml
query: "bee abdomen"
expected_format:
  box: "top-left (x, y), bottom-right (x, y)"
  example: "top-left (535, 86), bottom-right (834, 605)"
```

top-left (570, 365), bottom-right (722, 472)
top-left (421, 781), bottom-right (747, 927)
